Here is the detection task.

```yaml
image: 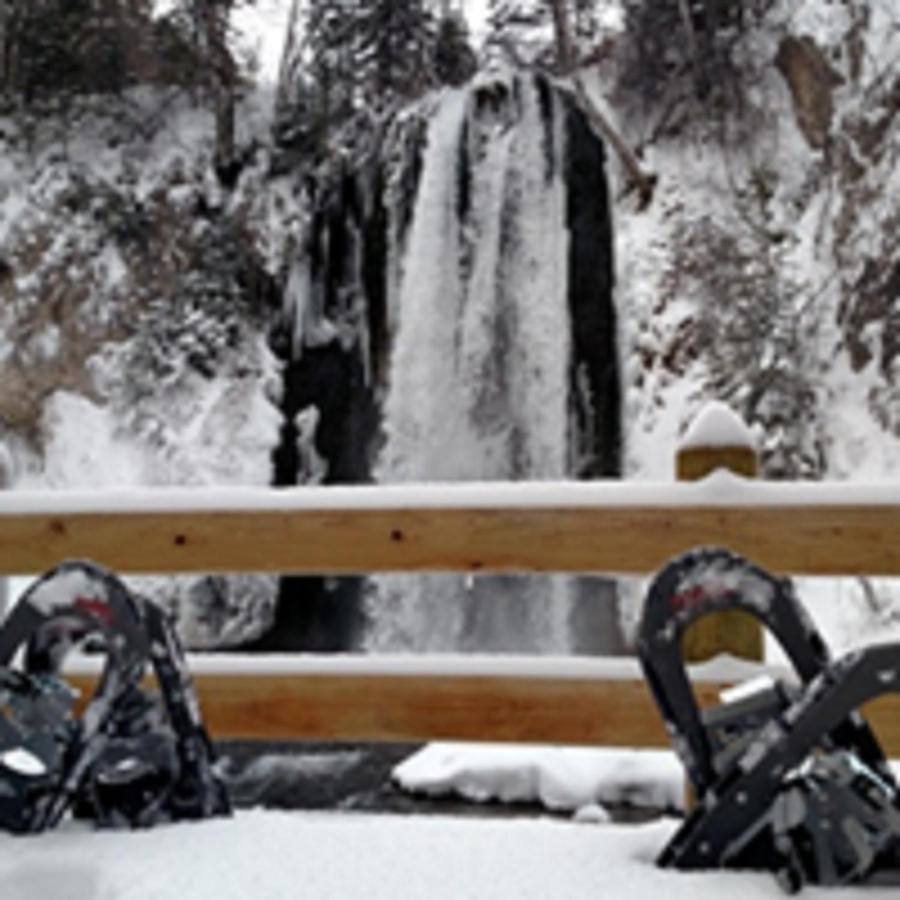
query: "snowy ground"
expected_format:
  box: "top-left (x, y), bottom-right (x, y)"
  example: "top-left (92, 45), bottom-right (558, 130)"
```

top-left (2, 808), bottom-right (898, 900)
top-left (4, 729), bottom-right (900, 899)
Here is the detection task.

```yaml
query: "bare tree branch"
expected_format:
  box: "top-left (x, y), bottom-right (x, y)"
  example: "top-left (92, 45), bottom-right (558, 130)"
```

top-left (571, 75), bottom-right (658, 210)
top-left (545, 0), bottom-right (657, 209)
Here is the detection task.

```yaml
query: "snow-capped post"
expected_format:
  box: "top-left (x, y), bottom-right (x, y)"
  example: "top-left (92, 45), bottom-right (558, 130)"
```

top-left (676, 401), bottom-right (762, 663)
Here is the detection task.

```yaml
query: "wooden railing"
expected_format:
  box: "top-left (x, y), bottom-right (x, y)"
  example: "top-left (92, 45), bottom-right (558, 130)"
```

top-left (2, 477), bottom-right (899, 577)
top-left (2, 419), bottom-right (900, 752)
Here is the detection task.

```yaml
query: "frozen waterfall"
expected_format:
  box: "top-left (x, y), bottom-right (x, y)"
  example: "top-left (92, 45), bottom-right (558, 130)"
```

top-left (371, 72), bottom-right (582, 653)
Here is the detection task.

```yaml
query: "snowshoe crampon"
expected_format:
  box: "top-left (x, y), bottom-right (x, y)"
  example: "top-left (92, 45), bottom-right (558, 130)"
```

top-left (638, 547), bottom-right (900, 893)
top-left (0, 560), bottom-right (230, 832)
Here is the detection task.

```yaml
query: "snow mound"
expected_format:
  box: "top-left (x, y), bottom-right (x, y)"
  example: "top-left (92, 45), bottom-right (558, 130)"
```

top-left (678, 401), bottom-right (757, 452)
top-left (393, 743), bottom-right (684, 815)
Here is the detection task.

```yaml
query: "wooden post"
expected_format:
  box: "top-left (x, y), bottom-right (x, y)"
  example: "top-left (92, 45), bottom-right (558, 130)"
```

top-left (676, 403), bottom-right (764, 663)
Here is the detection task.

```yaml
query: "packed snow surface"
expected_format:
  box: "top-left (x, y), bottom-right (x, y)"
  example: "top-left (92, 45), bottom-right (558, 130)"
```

top-left (0, 809), bottom-right (895, 900)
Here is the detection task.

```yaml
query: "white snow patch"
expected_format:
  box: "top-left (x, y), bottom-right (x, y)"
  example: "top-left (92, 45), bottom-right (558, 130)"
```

top-left (25, 324), bottom-right (61, 363)
top-left (394, 743), bottom-right (684, 814)
top-left (25, 392), bottom-right (145, 490)
top-left (25, 569), bottom-right (105, 616)
top-left (573, 803), bottom-right (612, 824)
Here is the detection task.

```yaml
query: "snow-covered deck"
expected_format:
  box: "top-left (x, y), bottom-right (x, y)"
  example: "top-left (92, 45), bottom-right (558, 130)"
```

top-left (1, 810), bottom-right (890, 900)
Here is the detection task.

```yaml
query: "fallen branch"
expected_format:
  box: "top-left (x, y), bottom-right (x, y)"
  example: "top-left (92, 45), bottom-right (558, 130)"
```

top-left (571, 74), bottom-right (658, 211)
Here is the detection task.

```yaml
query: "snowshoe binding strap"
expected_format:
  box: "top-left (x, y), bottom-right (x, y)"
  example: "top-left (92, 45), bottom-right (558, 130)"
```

top-left (0, 560), bottom-right (229, 832)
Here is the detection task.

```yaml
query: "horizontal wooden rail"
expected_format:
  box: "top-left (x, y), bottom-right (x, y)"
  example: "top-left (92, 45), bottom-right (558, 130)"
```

top-left (66, 655), bottom-right (747, 746)
top-left (67, 664), bottom-right (900, 754)
top-left (1, 478), bottom-right (900, 576)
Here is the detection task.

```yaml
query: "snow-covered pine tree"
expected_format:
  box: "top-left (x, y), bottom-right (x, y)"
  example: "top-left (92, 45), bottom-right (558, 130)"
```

top-left (618, 0), bottom-right (774, 107)
top-left (276, 0), bottom-right (438, 167)
top-left (160, 0), bottom-right (244, 183)
top-left (433, 8), bottom-right (476, 87)
top-left (353, 0), bottom-right (435, 115)
top-left (292, 0), bottom-right (360, 159)
top-left (571, 0), bottom-right (607, 48)
top-left (1, 0), bottom-right (157, 102)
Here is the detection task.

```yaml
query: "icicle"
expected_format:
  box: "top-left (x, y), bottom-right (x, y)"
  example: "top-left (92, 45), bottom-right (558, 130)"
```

top-left (295, 405), bottom-right (327, 485)
top-left (285, 247), bottom-right (339, 359)
top-left (284, 255), bottom-right (311, 360)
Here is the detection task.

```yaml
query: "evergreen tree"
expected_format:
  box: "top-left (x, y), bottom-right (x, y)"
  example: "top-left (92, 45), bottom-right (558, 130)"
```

top-left (0, 0), bottom-right (203, 105)
top-left (619, 0), bottom-right (770, 104)
top-left (485, 0), bottom-right (619, 70)
top-left (297, 0), bottom-right (359, 157)
top-left (192, 0), bottom-right (240, 180)
top-left (158, 0), bottom-right (250, 182)
top-left (433, 9), bottom-right (477, 87)
top-left (276, 0), bottom-right (439, 164)
top-left (353, 0), bottom-right (435, 114)
top-left (3, 0), bottom-right (143, 101)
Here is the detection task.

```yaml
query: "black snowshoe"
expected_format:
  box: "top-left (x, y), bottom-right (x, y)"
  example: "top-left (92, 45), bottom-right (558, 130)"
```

top-left (0, 560), bottom-right (230, 833)
top-left (638, 547), bottom-right (900, 892)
